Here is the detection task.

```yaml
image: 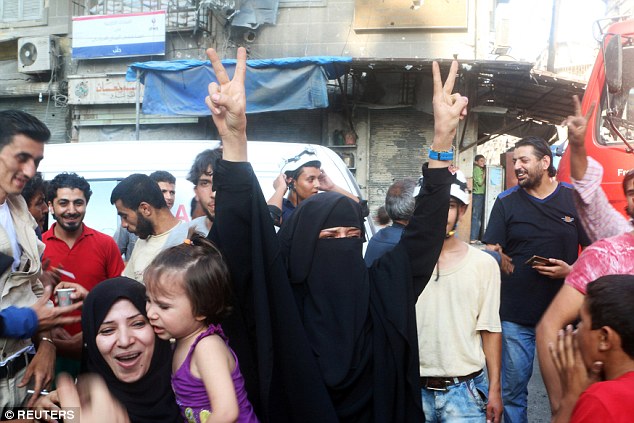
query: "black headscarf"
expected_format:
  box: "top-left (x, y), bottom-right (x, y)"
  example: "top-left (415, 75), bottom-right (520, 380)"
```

top-left (81, 277), bottom-right (179, 423)
top-left (278, 192), bottom-right (372, 419)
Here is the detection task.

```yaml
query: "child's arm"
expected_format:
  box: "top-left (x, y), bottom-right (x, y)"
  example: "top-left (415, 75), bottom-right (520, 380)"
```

top-left (192, 335), bottom-right (240, 423)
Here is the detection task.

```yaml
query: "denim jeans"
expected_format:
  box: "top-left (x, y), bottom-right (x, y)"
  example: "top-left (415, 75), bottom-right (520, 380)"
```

top-left (421, 370), bottom-right (488, 422)
top-left (501, 321), bottom-right (535, 423)
top-left (470, 193), bottom-right (485, 241)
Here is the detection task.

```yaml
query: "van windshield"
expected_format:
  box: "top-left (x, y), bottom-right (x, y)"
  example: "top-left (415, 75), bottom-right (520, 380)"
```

top-left (597, 45), bottom-right (634, 147)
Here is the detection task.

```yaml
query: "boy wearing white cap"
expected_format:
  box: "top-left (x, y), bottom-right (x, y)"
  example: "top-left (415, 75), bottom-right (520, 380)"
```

top-left (267, 148), bottom-right (359, 225)
top-left (417, 170), bottom-right (503, 423)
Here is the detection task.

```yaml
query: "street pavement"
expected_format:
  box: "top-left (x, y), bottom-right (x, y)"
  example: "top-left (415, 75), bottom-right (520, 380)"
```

top-left (528, 354), bottom-right (551, 423)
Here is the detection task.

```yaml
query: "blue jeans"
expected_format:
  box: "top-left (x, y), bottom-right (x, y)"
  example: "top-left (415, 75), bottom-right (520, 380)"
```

top-left (501, 321), bottom-right (535, 423)
top-left (421, 370), bottom-right (488, 422)
top-left (470, 193), bottom-right (484, 241)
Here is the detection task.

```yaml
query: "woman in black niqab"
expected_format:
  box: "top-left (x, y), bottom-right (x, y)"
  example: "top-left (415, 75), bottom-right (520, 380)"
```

top-left (279, 192), bottom-right (372, 419)
top-left (81, 277), bottom-right (180, 423)
top-left (202, 49), bottom-right (462, 423)
top-left (276, 159), bottom-right (455, 422)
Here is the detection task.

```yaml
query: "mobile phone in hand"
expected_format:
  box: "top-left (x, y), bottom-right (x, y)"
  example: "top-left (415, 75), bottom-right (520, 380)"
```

top-left (525, 255), bottom-right (552, 266)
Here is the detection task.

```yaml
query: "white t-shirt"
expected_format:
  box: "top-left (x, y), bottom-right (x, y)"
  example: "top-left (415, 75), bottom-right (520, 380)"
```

top-left (189, 216), bottom-right (211, 237)
top-left (416, 245), bottom-right (501, 377)
top-left (123, 220), bottom-right (188, 283)
top-left (0, 201), bottom-right (22, 270)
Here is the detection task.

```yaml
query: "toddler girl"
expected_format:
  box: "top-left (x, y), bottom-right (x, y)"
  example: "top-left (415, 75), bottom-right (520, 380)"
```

top-left (144, 233), bottom-right (258, 423)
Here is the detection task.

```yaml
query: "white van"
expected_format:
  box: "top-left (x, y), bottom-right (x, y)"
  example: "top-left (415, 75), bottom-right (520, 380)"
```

top-left (37, 140), bottom-right (374, 239)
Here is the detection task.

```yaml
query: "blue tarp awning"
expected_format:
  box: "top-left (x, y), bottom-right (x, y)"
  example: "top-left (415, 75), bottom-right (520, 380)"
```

top-left (126, 56), bottom-right (352, 116)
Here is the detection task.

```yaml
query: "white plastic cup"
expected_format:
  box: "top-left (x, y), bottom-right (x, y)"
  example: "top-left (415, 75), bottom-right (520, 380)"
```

top-left (56, 288), bottom-right (76, 307)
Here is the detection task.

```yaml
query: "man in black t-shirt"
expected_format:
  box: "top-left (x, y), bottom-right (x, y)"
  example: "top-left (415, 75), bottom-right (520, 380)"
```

top-left (483, 136), bottom-right (589, 423)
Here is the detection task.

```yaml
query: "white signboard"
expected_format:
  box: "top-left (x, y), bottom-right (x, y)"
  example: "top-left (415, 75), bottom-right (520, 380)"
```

top-left (72, 11), bottom-right (166, 59)
top-left (484, 165), bottom-right (504, 233)
top-left (68, 76), bottom-right (143, 105)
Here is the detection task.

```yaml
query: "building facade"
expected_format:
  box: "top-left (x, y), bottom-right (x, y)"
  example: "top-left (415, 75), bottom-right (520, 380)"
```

top-left (0, 0), bottom-right (585, 229)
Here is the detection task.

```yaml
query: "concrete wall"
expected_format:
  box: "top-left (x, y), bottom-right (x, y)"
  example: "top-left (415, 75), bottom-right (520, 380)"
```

top-left (0, 0), bottom-right (489, 227)
top-left (244, 0), bottom-right (493, 60)
top-left (366, 108), bottom-right (433, 213)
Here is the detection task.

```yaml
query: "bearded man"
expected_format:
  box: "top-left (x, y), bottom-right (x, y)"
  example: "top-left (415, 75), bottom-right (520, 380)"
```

top-left (187, 148), bottom-right (222, 236)
top-left (483, 136), bottom-right (590, 423)
top-left (110, 173), bottom-right (188, 283)
top-left (536, 95), bottom-right (634, 417)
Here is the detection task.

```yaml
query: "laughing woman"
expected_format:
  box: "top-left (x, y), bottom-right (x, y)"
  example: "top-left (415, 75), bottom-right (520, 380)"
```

top-left (81, 277), bottom-right (180, 423)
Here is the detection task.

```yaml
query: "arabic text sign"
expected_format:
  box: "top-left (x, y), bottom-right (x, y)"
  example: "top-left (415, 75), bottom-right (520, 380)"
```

top-left (72, 11), bottom-right (166, 59)
top-left (68, 76), bottom-right (144, 105)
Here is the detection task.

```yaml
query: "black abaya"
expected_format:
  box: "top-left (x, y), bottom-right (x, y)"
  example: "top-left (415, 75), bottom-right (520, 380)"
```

top-left (211, 160), bottom-right (454, 422)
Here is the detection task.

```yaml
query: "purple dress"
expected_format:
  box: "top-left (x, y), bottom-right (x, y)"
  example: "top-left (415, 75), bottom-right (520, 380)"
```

top-left (171, 324), bottom-right (259, 423)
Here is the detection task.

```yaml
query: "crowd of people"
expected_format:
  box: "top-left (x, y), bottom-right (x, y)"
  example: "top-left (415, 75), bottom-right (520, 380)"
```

top-left (0, 48), bottom-right (632, 423)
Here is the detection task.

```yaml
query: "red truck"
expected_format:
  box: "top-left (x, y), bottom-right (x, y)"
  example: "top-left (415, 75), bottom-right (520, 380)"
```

top-left (557, 17), bottom-right (634, 216)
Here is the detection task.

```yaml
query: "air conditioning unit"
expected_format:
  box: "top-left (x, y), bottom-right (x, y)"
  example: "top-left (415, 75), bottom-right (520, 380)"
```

top-left (17, 36), bottom-right (56, 74)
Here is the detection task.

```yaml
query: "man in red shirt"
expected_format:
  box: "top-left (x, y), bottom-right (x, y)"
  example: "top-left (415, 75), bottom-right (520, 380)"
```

top-left (43, 172), bottom-right (124, 369)
top-left (550, 274), bottom-right (634, 423)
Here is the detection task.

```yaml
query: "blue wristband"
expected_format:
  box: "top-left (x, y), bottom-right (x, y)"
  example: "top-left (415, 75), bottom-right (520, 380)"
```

top-left (428, 147), bottom-right (454, 161)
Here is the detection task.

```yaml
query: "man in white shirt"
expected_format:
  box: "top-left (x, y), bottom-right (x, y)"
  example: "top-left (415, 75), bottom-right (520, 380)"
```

top-left (110, 173), bottom-right (188, 283)
top-left (0, 110), bottom-right (54, 411)
top-left (187, 148), bottom-right (222, 237)
top-left (149, 170), bottom-right (177, 211)
top-left (417, 170), bottom-right (502, 423)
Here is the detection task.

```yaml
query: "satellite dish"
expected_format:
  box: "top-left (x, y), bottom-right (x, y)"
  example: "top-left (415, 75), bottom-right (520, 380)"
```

top-left (19, 43), bottom-right (38, 67)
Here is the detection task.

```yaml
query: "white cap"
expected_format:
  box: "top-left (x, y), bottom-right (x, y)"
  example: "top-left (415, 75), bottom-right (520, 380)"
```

top-left (279, 147), bottom-right (321, 175)
top-left (412, 171), bottom-right (470, 205)
top-left (450, 170), bottom-right (470, 205)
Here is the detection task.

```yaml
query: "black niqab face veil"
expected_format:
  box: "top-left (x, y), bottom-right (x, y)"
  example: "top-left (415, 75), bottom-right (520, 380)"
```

top-left (81, 277), bottom-right (180, 423)
top-left (279, 192), bottom-right (365, 285)
top-left (278, 192), bottom-right (371, 393)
